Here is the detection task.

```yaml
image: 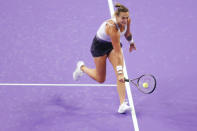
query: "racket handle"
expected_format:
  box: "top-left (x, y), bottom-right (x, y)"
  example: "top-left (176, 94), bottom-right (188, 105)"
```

top-left (124, 78), bottom-right (130, 82)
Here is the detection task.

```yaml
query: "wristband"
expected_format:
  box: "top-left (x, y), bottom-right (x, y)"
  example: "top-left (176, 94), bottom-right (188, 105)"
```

top-left (116, 65), bottom-right (123, 74)
top-left (117, 70), bottom-right (123, 74)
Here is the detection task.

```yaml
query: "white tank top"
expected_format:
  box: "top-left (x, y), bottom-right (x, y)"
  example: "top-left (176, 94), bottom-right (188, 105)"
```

top-left (96, 17), bottom-right (127, 42)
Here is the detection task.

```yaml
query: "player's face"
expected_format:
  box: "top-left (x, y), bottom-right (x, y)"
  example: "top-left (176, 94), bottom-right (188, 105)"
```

top-left (117, 12), bottom-right (129, 26)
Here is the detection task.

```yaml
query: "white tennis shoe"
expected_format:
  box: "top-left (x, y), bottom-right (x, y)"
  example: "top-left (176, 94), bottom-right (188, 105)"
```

top-left (118, 101), bottom-right (132, 114)
top-left (73, 61), bottom-right (85, 81)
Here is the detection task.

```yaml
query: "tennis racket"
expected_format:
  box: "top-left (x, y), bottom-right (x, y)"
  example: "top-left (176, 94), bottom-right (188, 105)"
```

top-left (125, 74), bottom-right (156, 94)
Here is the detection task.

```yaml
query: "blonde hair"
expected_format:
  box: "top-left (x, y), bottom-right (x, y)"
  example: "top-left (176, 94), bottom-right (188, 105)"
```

top-left (114, 3), bottom-right (129, 16)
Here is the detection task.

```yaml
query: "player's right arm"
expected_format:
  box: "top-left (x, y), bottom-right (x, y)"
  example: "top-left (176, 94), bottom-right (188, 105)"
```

top-left (106, 22), bottom-right (123, 68)
top-left (106, 22), bottom-right (124, 82)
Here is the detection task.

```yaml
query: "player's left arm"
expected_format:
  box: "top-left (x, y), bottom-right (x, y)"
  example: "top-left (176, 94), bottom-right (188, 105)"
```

top-left (124, 18), bottom-right (136, 52)
top-left (124, 17), bottom-right (132, 40)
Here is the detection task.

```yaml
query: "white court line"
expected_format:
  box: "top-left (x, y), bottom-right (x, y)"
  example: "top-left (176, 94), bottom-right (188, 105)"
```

top-left (0, 83), bottom-right (116, 87)
top-left (107, 0), bottom-right (139, 131)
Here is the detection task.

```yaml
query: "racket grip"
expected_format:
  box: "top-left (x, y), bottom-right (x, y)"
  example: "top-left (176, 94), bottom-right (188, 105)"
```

top-left (124, 78), bottom-right (130, 82)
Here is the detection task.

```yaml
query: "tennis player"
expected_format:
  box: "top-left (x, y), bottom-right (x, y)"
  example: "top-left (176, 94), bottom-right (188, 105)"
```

top-left (73, 3), bottom-right (136, 114)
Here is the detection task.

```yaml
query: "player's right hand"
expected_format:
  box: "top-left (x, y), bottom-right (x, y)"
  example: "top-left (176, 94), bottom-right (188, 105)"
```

top-left (118, 73), bottom-right (125, 83)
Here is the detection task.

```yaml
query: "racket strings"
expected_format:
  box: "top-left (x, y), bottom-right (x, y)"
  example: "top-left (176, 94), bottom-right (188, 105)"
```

top-left (138, 75), bottom-right (156, 93)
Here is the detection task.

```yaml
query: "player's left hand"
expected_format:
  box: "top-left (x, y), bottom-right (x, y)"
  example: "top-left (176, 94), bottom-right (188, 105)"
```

top-left (129, 42), bottom-right (136, 52)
